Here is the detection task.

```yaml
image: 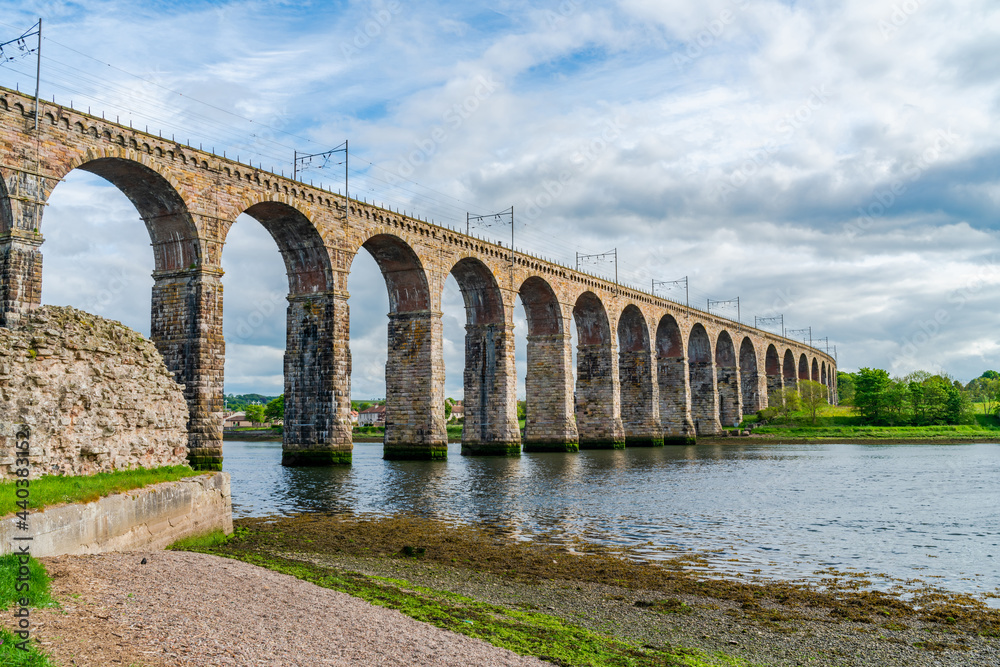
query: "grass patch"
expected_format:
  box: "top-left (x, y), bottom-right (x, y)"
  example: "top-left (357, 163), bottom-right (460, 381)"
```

top-left (167, 528), bottom-right (233, 551)
top-left (179, 544), bottom-right (747, 667)
top-left (0, 627), bottom-right (56, 666)
top-left (0, 465), bottom-right (201, 511)
top-left (0, 554), bottom-right (55, 610)
top-left (0, 556), bottom-right (57, 666)
top-left (747, 404), bottom-right (1000, 440)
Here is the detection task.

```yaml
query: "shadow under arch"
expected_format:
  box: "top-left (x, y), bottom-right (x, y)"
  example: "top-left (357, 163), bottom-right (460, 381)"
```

top-left (233, 200), bottom-right (351, 467)
top-left (765, 344), bottom-right (782, 401)
top-left (361, 233), bottom-right (446, 460)
top-left (783, 349), bottom-right (797, 390)
top-left (740, 337), bottom-right (761, 415)
top-left (688, 323), bottom-right (720, 436)
top-left (798, 353), bottom-right (809, 380)
top-left (573, 291), bottom-right (624, 448)
top-left (78, 157), bottom-right (201, 271)
top-left (519, 275), bottom-right (578, 452)
top-left (451, 257), bottom-right (519, 456)
top-left (0, 170), bottom-right (12, 232)
top-left (655, 314), bottom-right (695, 443)
top-left (618, 305), bottom-right (662, 446)
top-left (715, 330), bottom-right (741, 428)
top-left (811, 357), bottom-right (820, 382)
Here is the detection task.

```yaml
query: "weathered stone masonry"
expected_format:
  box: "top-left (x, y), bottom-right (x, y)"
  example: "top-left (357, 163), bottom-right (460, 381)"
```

top-left (0, 306), bottom-right (188, 479)
top-left (0, 87), bottom-right (837, 468)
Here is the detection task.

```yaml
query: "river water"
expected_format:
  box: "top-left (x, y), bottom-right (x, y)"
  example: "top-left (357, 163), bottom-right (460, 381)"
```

top-left (223, 440), bottom-right (1000, 601)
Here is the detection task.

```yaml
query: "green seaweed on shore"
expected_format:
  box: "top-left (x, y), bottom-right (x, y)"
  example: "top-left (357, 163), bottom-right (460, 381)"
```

top-left (211, 514), bottom-right (1000, 642)
top-left (186, 547), bottom-right (751, 667)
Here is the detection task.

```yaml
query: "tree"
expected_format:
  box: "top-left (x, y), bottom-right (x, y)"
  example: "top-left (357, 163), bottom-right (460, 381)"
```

top-left (444, 397), bottom-right (455, 420)
top-left (767, 386), bottom-right (800, 418)
top-left (244, 404), bottom-right (266, 425)
top-left (264, 395), bottom-right (284, 422)
top-left (798, 380), bottom-right (828, 424)
top-left (836, 371), bottom-right (856, 405)
top-left (966, 374), bottom-right (1000, 415)
top-left (853, 367), bottom-right (892, 423)
top-left (517, 400), bottom-right (526, 421)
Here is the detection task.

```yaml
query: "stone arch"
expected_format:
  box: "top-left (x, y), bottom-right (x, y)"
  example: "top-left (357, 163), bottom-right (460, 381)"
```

top-left (715, 331), bottom-right (741, 428)
top-left (798, 353), bottom-right (809, 380)
top-left (520, 275), bottom-right (562, 336)
top-left (233, 201), bottom-right (348, 467)
top-left (574, 291), bottom-right (624, 448)
top-left (242, 201), bottom-right (333, 294)
top-left (811, 357), bottom-right (820, 382)
top-left (618, 305), bottom-right (661, 446)
top-left (821, 362), bottom-right (827, 386)
top-left (688, 324), bottom-right (720, 435)
top-left (656, 314), bottom-right (694, 443)
top-left (451, 257), bottom-right (519, 456)
top-left (357, 233), bottom-right (444, 460)
top-left (739, 337), bottom-right (761, 415)
top-left (361, 233), bottom-right (431, 313)
top-left (519, 276), bottom-right (577, 451)
top-left (31, 156), bottom-right (215, 467)
top-left (66, 156), bottom-right (201, 271)
top-left (765, 344), bottom-right (782, 401)
top-left (783, 349), bottom-right (797, 390)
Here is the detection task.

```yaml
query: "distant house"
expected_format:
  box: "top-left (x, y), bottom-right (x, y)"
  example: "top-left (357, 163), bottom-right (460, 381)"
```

top-left (349, 410), bottom-right (359, 424)
top-left (358, 404), bottom-right (386, 426)
top-left (224, 412), bottom-right (252, 429)
top-left (449, 402), bottom-right (464, 421)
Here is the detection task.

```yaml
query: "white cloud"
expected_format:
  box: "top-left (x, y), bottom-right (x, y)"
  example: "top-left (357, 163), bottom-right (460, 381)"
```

top-left (7, 0), bottom-right (999, 398)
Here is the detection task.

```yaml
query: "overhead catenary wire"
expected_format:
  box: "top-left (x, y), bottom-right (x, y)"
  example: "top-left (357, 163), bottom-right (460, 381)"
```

top-left (0, 27), bottom-right (829, 348)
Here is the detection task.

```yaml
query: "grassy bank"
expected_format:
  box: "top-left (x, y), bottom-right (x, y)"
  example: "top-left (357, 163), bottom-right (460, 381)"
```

top-left (0, 554), bottom-right (57, 666)
top-left (173, 514), bottom-right (999, 666)
top-left (744, 404), bottom-right (1000, 441)
top-left (0, 464), bottom-right (200, 511)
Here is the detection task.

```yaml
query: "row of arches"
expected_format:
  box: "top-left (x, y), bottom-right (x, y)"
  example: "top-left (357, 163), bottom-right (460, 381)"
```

top-left (0, 126), bottom-right (837, 469)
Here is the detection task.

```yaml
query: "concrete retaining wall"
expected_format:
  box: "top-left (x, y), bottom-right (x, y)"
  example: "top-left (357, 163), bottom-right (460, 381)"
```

top-left (1, 472), bottom-right (232, 556)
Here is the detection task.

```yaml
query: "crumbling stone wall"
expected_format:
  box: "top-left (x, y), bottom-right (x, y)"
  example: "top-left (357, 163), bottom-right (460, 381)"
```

top-left (0, 306), bottom-right (188, 478)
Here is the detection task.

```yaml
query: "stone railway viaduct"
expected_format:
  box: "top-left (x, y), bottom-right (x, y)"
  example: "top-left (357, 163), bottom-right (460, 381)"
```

top-left (0, 87), bottom-right (837, 470)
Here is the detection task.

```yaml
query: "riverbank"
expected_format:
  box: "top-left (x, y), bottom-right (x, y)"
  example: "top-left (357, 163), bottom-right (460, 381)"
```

top-left (162, 514), bottom-right (998, 667)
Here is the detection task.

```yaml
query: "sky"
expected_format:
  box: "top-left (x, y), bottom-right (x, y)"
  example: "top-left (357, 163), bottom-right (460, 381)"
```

top-left (2, 0), bottom-right (999, 398)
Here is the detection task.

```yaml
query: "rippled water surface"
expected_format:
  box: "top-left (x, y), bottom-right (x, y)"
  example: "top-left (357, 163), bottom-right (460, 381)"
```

top-left (223, 441), bottom-right (1000, 598)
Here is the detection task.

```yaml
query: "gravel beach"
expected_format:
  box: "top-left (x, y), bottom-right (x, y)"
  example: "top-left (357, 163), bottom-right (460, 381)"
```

top-left (34, 551), bottom-right (549, 667)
